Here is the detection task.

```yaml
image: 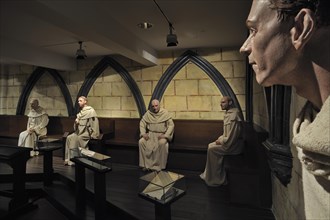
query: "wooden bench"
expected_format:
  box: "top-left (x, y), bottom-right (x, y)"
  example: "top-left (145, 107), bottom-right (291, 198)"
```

top-left (0, 115), bottom-right (28, 146)
top-left (104, 118), bottom-right (140, 147)
top-left (102, 118), bottom-right (224, 170)
top-left (102, 118), bottom-right (266, 173)
top-left (0, 115), bottom-right (73, 146)
top-left (104, 118), bottom-right (223, 150)
top-left (0, 115), bottom-right (115, 157)
top-left (171, 119), bottom-right (223, 151)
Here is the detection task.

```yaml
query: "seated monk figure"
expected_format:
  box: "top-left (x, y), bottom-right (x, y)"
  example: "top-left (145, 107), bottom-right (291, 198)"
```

top-left (139, 99), bottom-right (175, 171)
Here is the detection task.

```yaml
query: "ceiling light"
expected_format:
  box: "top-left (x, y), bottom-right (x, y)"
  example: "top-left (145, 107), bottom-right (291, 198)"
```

top-left (76, 41), bottom-right (87, 60)
top-left (137, 22), bottom-right (153, 29)
top-left (153, 0), bottom-right (179, 47)
top-left (166, 23), bottom-right (178, 47)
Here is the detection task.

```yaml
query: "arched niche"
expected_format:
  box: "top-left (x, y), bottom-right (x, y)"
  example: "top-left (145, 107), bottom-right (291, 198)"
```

top-left (263, 85), bottom-right (293, 186)
top-left (150, 50), bottom-right (243, 117)
top-left (16, 67), bottom-right (74, 116)
top-left (75, 56), bottom-right (146, 117)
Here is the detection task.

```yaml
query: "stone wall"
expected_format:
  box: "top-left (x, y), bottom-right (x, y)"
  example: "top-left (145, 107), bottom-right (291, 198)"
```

top-left (0, 48), bottom-right (246, 120)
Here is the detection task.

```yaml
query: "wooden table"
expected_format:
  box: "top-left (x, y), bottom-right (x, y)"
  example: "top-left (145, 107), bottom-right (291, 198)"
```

top-left (0, 145), bottom-right (31, 211)
top-left (71, 154), bottom-right (112, 220)
top-left (36, 138), bottom-right (62, 186)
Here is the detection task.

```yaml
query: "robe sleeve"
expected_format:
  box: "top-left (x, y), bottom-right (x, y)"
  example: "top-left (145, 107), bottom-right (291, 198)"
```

top-left (139, 119), bottom-right (147, 137)
top-left (89, 117), bottom-right (100, 139)
top-left (73, 121), bottom-right (78, 131)
top-left (164, 119), bottom-right (175, 141)
top-left (34, 114), bottom-right (49, 135)
top-left (219, 112), bottom-right (242, 147)
top-left (27, 117), bottom-right (32, 130)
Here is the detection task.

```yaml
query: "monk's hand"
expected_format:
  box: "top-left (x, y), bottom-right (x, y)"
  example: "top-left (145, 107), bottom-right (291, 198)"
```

top-left (158, 134), bottom-right (166, 140)
top-left (75, 118), bottom-right (79, 124)
top-left (143, 133), bottom-right (149, 140)
top-left (215, 140), bottom-right (221, 145)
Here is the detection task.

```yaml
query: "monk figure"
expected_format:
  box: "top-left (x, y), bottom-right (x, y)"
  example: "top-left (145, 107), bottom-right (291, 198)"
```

top-left (139, 99), bottom-right (175, 171)
top-left (18, 98), bottom-right (49, 157)
top-left (64, 96), bottom-right (99, 166)
top-left (200, 96), bottom-right (244, 186)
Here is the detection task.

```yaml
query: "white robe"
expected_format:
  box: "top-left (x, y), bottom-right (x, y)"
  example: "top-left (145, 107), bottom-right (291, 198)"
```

top-left (200, 108), bottom-right (244, 186)
top-left (18, 107), bottom-right (49, 149)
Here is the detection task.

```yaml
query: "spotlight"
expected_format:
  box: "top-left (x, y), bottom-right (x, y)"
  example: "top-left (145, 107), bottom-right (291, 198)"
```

top-left (76, 41), bottom-right (87, 60)
top-left (153, 0), bottom-right (179, 47)
top-left (166, 23), bottom-right (178, 47)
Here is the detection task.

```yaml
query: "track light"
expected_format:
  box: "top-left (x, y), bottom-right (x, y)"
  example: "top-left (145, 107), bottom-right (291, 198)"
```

top-left (76, 41), bottom-right (87, 60)
top-left (166, 23), bottom-right (178, 47)
top-left (153, 0), bottom-right (178, 47)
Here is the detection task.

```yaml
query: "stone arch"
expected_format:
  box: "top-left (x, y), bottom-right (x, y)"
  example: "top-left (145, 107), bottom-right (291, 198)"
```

top-left (16, 67), bottom-right (74, 116)
top-left (76, 56), bottom-right (146, 117)
top-left (151, 50), bottom-right (243, 116)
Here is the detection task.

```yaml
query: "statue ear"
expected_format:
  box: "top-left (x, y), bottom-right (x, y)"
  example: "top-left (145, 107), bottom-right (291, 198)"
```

top-left (291, 9), bottom-right (315, 50)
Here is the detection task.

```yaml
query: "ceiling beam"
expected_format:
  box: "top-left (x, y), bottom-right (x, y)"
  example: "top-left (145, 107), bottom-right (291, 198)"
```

top-left (32, 0), bottom-right (159, 66)
top-left (0, 36), bottom-right (76, 71)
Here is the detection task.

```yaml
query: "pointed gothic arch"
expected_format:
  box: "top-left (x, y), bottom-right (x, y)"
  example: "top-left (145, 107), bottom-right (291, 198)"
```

top-left (16, 67), bottom-right (74, 116)
top-left (75, 56), bottom-right (146, 117)
top-left (151, 50), bottom-right (243, 116)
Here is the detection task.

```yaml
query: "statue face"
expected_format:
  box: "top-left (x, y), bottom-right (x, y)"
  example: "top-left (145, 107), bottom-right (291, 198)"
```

top-left (30, 99), bottom-right (39, 110)
top-left (220, 97), bottom-right (230, 111)
top-left (151, 100), bottom-right (160, 113)
top-left (78, 97), bottom-right (87, 108)
top-left (240, 0), bottom-right (298, 87)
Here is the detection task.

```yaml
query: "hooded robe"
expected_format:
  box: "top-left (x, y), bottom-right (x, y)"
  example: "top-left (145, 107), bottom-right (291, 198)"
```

top-left (293, 95), bottom-right (330, 180)
top-left (65, 105), bottom-right (99, 162)
top-left (18, 106), bottom-right (49, 149)
top-left (200, 108), bottom-right (244, 186)
top-left (139, 108), bottom-right (174, 171)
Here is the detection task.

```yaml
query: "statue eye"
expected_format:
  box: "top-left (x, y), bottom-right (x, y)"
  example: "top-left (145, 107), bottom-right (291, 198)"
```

top-left (249, 28), bottom-right (257, 36)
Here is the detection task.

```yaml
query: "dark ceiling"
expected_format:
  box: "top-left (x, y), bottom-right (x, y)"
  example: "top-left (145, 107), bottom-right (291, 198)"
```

top-left (0, 0), bottom-right (251, 70)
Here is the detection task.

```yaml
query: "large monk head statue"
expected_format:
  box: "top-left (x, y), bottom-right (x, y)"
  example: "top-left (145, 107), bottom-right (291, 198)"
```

top-left (78, 96), bottom-right (88, 109)
top-left (240, 0), bottom-right (329, 87)
top-left (151, 99), bottom-right (160, 113)
top-left (220, 96), bottom-right (233, 111)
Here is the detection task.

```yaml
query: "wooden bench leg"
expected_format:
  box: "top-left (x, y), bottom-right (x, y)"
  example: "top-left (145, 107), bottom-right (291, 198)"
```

top-left (43, 150), bottom-right (54, 186)
top-left (155, 203), bottom-right (171, 220)
top-left (94, 172), bottom-right (106, 220)
top-left (75, 164), bottom-right (86, 213)
top-left (9, 161), bottom-right (29, 211)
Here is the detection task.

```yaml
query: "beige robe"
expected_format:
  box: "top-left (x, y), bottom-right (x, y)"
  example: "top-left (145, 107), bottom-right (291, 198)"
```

top-left (293, 96), bottom-right (330, 180)
top-left (65, 106), bottom-right (99, 162)
top-left (139, 108), bottom-right (174, 171)
top-left (18, 106), bottom-right (49, 149)
top-left (200, 108), bottom-right (243, 186)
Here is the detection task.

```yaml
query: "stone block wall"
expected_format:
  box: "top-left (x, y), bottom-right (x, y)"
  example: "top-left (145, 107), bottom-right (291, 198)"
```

top-left (0, 48), bottom-right (246, 120)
